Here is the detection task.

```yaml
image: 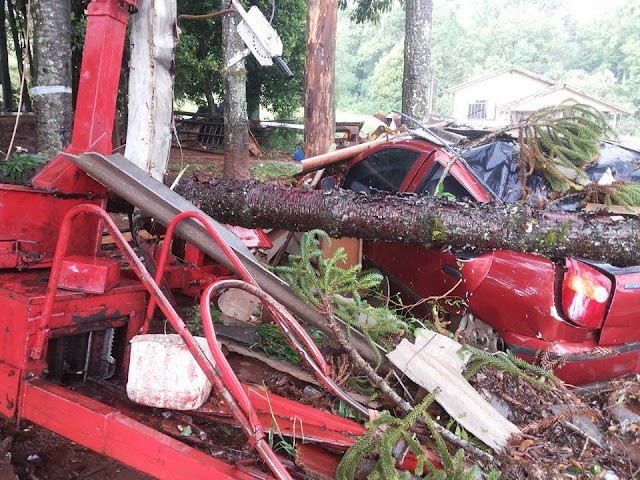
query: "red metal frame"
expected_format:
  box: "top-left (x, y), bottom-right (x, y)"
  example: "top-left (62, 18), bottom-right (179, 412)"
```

top-left (35, 204), bottom-right (294, 479)
top-left (0, 0), bottom-right (442, 476)
top-left (19, 381), bottom-right (262, 480)
top-left (32, 0), bottom-right (132, 194)
top-left (144, 212), bottom-right (368, 416)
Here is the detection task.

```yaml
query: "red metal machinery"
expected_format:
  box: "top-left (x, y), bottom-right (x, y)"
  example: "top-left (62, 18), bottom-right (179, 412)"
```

top-left (0, 1), bottom-right (440, 478)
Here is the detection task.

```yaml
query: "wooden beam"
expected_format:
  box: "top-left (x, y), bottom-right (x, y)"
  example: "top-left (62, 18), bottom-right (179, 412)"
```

top-left (304, 0), bottom-right (338, 158)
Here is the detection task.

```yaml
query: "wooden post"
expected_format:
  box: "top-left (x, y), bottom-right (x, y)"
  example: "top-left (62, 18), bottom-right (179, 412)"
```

top-left (125, 0), bottom-right (178, 180)
top-left (304, 0), bottom-right (337, 158)
top-left (222, 0), bottom-right (251, 180)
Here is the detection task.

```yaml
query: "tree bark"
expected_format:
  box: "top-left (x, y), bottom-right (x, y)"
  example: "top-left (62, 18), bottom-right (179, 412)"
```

top-left (402, 0), bottom-right (433, 124)
top-left (0, 0), bottom-right (12, 111)
top-left (304, 0), bottom-right (337, 158)
top-left (33, 0), bottom-right (73, 160)
top-left (222, 3), bottom-right (251, 179)
top-left (174, 176), bottom-right (640, 267)
top-left (124, 0), bottom-right (178, 181)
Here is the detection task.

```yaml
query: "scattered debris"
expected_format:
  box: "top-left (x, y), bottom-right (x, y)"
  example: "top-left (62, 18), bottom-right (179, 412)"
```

top-left (388, 329), bottom-right (521, 452)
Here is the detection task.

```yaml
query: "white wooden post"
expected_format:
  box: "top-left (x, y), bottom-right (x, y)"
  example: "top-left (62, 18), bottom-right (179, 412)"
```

top-left (124, 0), bottom-right (178, 181)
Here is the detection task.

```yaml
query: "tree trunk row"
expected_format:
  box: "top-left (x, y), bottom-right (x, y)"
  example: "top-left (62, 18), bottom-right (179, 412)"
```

top-left (174, 176), bottom-right (640, 267)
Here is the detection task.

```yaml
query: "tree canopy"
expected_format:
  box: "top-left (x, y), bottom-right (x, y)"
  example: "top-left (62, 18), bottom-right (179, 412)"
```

top-left (174, 0), bottom-right (306, 117)
top-left (335, 0), bottom-right (640, 133)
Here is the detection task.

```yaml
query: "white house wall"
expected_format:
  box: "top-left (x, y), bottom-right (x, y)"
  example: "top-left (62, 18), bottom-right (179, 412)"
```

top-left (451, 70), bottom-right (551, 127)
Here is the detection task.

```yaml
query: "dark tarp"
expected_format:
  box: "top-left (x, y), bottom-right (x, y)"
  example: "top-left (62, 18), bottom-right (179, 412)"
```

top-left (461, 140), bottom-right (640, 208)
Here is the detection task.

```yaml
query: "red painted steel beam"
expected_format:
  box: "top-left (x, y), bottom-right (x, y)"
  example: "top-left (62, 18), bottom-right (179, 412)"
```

top-left (19, 380), bottom-right (261, 480)
top-left (33, 0), bottom-right (132, 193)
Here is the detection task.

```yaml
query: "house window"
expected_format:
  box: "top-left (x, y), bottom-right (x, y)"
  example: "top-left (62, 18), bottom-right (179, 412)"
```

top-left (468, 100), bottom-right (487, 119)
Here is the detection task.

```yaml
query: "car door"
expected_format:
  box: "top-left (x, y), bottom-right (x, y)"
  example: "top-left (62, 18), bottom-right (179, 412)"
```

top-left (360, 148), bottom-right (492, 310)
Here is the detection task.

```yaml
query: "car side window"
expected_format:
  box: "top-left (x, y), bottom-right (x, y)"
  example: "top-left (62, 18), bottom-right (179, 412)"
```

top-left (415, 163), bottom-right (474, 201)
top-left (342, 148), bottom-right (422, 193)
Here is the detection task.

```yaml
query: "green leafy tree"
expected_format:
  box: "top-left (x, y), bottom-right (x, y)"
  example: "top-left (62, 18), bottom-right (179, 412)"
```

top-left (335, 4), bottom-right (404, 113)
top-left (338, 0), bottom-right (395, 24)
top-left (174, 0), bottom-right (224, 111)
top-left (370, 41), bottom-right (403, 112)
top-left (246, 0), bottom-right (306, 118)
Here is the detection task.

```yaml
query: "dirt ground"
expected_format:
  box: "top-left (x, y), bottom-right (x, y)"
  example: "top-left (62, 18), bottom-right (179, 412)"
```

top-left (0, 422), bottom-right (153, 480)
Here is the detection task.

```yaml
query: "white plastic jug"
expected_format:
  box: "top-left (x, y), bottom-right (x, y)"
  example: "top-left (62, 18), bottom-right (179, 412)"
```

top-left (127, 334), bottom-right (215, 410)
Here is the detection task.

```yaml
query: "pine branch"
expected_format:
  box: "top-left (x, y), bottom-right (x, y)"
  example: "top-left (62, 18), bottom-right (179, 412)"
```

top-left (462, 345), bottom-right (561, 389)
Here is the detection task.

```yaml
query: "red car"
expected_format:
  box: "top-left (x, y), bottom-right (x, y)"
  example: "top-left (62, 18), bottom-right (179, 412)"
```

top-left (320, 134), bottom-right (640, 385)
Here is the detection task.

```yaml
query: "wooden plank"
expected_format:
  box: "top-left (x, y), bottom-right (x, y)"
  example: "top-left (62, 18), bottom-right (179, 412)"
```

top-left (387, 330), bottom-right (520, 452)
top-left (320, 237), bottom-right (362, 268)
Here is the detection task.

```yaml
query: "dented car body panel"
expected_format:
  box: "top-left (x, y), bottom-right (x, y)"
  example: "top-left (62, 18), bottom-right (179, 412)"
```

top-left (325, 136), bottom-right (640, 384)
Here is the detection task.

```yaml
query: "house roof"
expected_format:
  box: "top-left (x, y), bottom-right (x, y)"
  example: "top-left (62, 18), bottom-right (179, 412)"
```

top-left (447, 65), bottom-right (633, 115)
top-left (446, 65), bottom-right (556, 93)
top-left (501, 83), bottom-right (633, 115)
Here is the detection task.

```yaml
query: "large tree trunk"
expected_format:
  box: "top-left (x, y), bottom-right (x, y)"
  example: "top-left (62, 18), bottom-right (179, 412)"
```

top-left (304, 0), bottom-right (337, 158)
top-left (402, 0), bottom-right (433, 123)
top-left (174, 176), bottom-right (640, 267)
top-left (0, 0), bottom-right (12, 111)
top-left (124, 0), bottom-right (178, 181)
top-left (222, 2), bottom-right (251, 179)
top-left (33, 0), bottom-right (73, 160)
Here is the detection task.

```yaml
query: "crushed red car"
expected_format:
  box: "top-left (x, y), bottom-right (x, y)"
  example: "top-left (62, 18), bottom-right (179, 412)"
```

top-left (319, 133), bottom-right (640, 385)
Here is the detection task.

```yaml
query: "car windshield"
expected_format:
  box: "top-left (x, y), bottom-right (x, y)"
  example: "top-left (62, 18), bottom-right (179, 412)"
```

top-left (343, 148), bottom-right (422, 193)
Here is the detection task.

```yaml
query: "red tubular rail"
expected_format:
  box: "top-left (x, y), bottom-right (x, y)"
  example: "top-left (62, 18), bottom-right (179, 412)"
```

top-left (201, 279), bottom-right (370, 418)
top-left (38, 204), bottom-right (292, 480)
top-left (144, 211), bottom-right (369, 417)
top-left (143, 212), bottom-right (326, 370)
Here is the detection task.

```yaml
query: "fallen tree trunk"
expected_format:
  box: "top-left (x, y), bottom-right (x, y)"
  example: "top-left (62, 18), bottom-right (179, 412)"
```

top-left (175, 175), bottom-right (640, 267)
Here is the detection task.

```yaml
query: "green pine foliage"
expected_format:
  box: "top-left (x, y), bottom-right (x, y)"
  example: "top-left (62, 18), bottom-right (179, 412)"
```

top-left (337, 391), bottom-right (487, 480)
top-left (272, 230), bottom-right (408, 364)
top-left (462, 345), bottom-right (560, 390)
top-left (583, 181), bottom-right (640, 209)
top-left (336, 392), bottom-right (437, 480)
top-left (517, 102), bottom-right (614, 192)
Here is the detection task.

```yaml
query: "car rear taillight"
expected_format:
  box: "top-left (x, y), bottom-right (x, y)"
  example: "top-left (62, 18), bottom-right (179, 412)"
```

top-left (561, 258), bottom-right (611, 329)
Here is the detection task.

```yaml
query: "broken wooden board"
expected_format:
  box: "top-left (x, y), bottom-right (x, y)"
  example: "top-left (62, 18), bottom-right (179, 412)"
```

top-left (584, 203), bottom-right (640, 216)
top-left (387, 329), bottom-right (520, 452)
